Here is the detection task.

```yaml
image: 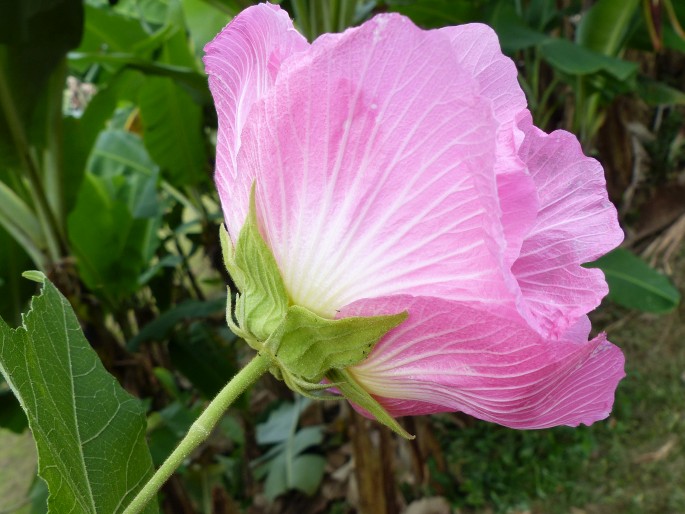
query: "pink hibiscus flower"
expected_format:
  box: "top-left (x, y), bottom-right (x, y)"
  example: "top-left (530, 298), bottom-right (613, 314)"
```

top-left (204, 3), bottom-right (625, 429)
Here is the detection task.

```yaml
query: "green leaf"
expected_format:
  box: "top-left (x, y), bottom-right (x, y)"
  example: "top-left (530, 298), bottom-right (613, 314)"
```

top-left (384, 0), bottom-right (482, 28)
top-left (68, 53), bottom-right (210, 99)
top-left (636, 77), bottom-right (685, 106)
top-left (114, 0), bottom-right (169, 26)
top-left (138, 76), bottom-right (207, 185)
top-left (67, 130), bottom-right (162, 304)
top-left (263, 453), bottom-right (326, 500)
top-left (0, 276), bottom-right (157, 513)
top-left (28, 477), bottom-right (49, 514)
top-left (62, 71), bottom-right (146, 217)
top-left (87, 129), bottom-right (160, 215)
top-left (267, 305), bottom-right (407, 382)
top-left (327, 368), bottom-right (413, 439)
top-left (147, 402), bottom-right (199, 467)
top-left (169, 322), bottom-right (240, 398)
top-left (182, 0), bottom-right (236, 59)
top-left (524, 0), bottom-right (559, 31)
top-left (288, 454), bottom-right (327, 495)
top-left (586, 248), bottom-right (681, 313)
top-left (254, 400), bottom-right (325, 500)
top-left (79, 5), bottom-right (150, 55)
top-left (664, 24), bottom-right (685, 52)
top-left (128, 297), bottom-right (226, 351)
top-left (222, 188), bottom-right (289, 344)
top-left (255, 400), bottom-right (312, 445)
top-left (576, 0), bottom-right (640, 56)
top-left (135, 1), bottom-right (208, 185)
top-left (489, 1), bottom-right (548, 53)
top-left (540, 38), bottom-right (638, 81)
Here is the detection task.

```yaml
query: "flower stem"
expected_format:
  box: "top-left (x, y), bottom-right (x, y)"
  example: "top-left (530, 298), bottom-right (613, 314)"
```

top-left (122, 353), bottom-right (271, 514)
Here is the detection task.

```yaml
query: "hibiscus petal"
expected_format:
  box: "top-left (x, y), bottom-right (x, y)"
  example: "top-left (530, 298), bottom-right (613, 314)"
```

top-left (239, 14), bottom-right (516, 317)
top-left (497, 170), bottom-right (539, 267)
top-left (343, 295), bottom-right (625, 429)
top-left (513, 112), bottom-right (624, 339)
top-left (204, 4), bottom-right (308, 239)
top-left (440, 24), bottom-right (537, 266)
top-left (439, 23), bottom-right (526, 175)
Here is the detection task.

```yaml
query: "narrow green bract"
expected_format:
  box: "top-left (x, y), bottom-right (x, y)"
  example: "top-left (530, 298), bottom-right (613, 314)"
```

top-left (327, 368), bottom-right (412, 439)
top-left (0, 272), bottom-right (157, 514)
top-left (221, 186), bottom-right (289, 344)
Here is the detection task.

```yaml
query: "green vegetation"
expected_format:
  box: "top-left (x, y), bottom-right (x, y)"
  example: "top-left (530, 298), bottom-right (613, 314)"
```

top-left (1, 0), bottom-right (683, 513)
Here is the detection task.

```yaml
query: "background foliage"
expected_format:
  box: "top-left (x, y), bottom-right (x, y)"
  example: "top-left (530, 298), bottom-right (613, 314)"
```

top-left (0, 0), bottom-right (683, 513)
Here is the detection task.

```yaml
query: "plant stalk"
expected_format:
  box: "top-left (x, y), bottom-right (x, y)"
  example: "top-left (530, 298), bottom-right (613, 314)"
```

top-left (122, 353), bottom-right (271, 514)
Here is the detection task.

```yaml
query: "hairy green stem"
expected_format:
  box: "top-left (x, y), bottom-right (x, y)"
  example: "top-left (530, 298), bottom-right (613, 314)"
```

top-left (122, 353), bottom-right (271, 514)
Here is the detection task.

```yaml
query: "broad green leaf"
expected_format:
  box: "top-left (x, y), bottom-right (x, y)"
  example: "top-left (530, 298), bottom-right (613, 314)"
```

top-left (115, 0), bottom-right (169, 25)
top-left (287, 454), bottom-right (326, 496)
top-left (183, 0), bottom-right (236, 59)
top-left (28, 478), bottom-right (49, 514)
top-left (0, 273), bottom-right (157, 513)
top-left (87, 130), bottom-right (161, 218)
top-left (540, 38), bottom-right (637, 81)
top-left (664, 25), bottom-right (685, 52)
top-left (254, 401), bottom-right (325, 500)
top-left (327, 368), bottom-right (412, 439)
top-left (267, 305), bottom-right (407, 382)
top-left (137, 3), bottom-right (208, 186)
top-left (139, 76), bottom-right (207, 185)
top-left (576, 0), bottom-right (640, 56)
top-left (637, 78), bottom-right (685, 106)
top-left (62, 71), bottom-right (146, 217)
top-left (67, 130), bottom-right (161, 305)
top-left (128, 297), bottom-right (225, 351)
top-left (157, 1), bottom-right (197, 69)
top-left (524, 0), bottom-right (559, 31)
top-left (255, 400), bottom-right (312, 445)
top-left (385, 0), bottom-right (481, 28)
top-left (74, 4), bottom-right (180, 77)
top-left (147, 402), bottom-right (199, 467)
top-left (222, 189), bottom-right (289, 344)
top-left (79, 5), bottom-right (150, 55)
top-left (168, 322), bottom-right (239, 398)
top-left (489, 1), bottom-right (548, 53)
top-left (586, 248), bottom-right (681, 313)
top-left (68, 53), bottom-right (210, 99)
top-left (66, 174), bottom-right (144, 302)
top-left (263, 453), bottom-right (326, 500)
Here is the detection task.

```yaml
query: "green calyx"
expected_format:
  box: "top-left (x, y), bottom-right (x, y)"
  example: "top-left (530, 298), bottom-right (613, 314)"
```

top-left (220, 185), bottom-right (412, 438)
